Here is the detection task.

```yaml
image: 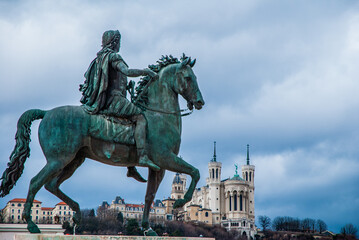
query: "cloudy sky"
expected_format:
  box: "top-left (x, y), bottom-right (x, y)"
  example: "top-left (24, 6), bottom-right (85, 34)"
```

top-left (1, 0), bottom-right (359, 233)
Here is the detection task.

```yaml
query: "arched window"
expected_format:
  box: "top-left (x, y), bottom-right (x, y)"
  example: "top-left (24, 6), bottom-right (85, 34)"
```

top-left (205, 212), bottom-right (209, 217)
top-left (229, 195), bottom-right (232, 211)
top-left (234, 193), bottom-right (237, 211)
top-left (240, 194), bottom-right (243, 211)
top-left (249, 172), bottom-right (252, 182)
top-left (216, 169), bottom-right (218, 179)
top-left (212, 169), bottom-right (215, 179)
top-left (246, 172), bottom-right (248, 181)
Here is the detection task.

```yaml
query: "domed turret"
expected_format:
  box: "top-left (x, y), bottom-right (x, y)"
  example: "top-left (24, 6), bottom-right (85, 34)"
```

top-left (171, 173), bottom-right (186, 199)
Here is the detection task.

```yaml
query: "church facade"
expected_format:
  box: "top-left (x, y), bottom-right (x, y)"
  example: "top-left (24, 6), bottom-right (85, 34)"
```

top-left (170, 143), bottom-right (256, 238)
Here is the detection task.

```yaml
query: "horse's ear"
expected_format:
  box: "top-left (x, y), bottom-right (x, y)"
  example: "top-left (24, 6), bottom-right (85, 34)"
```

top-left (180, 57), bottom-right (191, 68)
top-left (189, 58), bottom-right (196, 68)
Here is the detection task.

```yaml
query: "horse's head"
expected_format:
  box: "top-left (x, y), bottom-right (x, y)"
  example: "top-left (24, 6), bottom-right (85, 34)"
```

top-left (173, 57), bottom-right (205, 110)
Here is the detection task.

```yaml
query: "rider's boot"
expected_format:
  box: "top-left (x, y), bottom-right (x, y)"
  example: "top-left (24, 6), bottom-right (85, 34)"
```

top-left (137, 148), bottom-right (160, 171)
top-left (134, 114), bottom-right (160, 171)
top-left (127, 167), bottom-right (147, 182)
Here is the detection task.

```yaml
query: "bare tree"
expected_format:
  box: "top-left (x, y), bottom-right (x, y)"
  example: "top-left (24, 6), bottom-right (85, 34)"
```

top-left (341, 223), bottom-right (358, 237)
top-left (315, 219), bottom-right (327, 233)
top-left (301, 218), bottom-right (315, 232)
top-left (258, 215), bottom-right (271, 231)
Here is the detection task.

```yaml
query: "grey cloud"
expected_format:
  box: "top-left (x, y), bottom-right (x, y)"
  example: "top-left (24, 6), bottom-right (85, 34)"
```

top-left (1, 0), bottom-right (359, 234)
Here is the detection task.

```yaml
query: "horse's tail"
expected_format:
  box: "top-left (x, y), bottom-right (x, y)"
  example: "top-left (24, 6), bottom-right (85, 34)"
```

top-left (0, 109), bottom-right (46, 197)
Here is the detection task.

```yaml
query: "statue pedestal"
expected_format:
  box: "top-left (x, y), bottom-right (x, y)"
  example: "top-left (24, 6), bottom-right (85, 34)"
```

top-left (0, 224), bottom-right (64, 240)
top-left (14, 234), bottom-right (215, 240)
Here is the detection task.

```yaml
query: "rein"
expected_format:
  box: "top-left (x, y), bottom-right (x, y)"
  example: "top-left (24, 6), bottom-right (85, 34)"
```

top-left (137, 104), bottom-right (193, 117)
top-left (132, 73), bottom-right (194, 117)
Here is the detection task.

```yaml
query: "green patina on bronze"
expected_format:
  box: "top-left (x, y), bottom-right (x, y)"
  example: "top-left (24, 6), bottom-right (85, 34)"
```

top-left (0, 30), bottom-right (205, 234)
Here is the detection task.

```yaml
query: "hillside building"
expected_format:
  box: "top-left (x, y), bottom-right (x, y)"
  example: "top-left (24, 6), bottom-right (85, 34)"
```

top-left (171, 143), bottom-right (256, 238)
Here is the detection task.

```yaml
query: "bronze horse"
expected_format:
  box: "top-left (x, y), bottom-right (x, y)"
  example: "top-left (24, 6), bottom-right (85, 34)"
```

top-left (0, 55), bottom-right (204, 233)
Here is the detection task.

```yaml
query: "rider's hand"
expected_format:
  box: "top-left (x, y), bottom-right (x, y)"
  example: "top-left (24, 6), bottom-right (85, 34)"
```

top-left (144, 68), bottom-right (158, 79)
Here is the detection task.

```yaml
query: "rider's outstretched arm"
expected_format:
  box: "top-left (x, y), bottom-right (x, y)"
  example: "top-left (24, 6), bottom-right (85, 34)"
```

top-left (113, 60), bottom-right (156, 78)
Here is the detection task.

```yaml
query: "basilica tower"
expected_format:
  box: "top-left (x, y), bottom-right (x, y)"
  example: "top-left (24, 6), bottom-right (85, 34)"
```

top-left (241, 144), bottom-right (255, 221)
top-left (207, 141), bottom-right (222, 224)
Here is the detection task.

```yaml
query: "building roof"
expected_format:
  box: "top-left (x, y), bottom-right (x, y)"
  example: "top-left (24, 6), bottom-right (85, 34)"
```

top-left (113, 196), bottom-right (125, 204)
top-left (154, 199), bottom-right (163, 207)
top-left (56, 202), bottom-right (67, 205)
top-left (162, 198), bottom-right (175, 201)
top-left (9, 198), bottom-right (41, 203)
top-left (41, 207), bottom-right (54, 211)
top-left (199, 208), bottom-right (212, 211)
top-left (230, 174), bottom-right (245, 181)
top-left (100, 201), bottom-right (109, 208)
top-left (126, 203), bottom-right (144, 208)
top-left (221, 178), bottom-right (230, 182)
top-left (173, 173), bottom-right (183, 184)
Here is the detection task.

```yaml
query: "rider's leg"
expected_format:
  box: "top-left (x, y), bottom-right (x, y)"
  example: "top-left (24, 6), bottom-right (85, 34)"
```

top-left (133, 114), bottom-right (160, 171)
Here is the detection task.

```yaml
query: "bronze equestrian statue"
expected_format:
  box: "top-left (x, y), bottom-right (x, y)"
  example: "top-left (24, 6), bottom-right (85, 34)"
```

top-left (0, 30), bottom-right (205, 234)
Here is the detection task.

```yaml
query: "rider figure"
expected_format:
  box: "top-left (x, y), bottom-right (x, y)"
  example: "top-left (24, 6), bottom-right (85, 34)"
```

top-left (80, 30), bottom-right (160, 175)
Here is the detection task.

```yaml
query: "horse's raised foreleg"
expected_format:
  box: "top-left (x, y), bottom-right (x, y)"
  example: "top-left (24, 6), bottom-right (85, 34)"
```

top-left (161, 153), bottom-right (200, 209)
top-left (142, 169), bottom-right (165, 229)
top-left (23, 161), bottom-right (64, 233)
top-left (44, 156), bottom-right (85, 225)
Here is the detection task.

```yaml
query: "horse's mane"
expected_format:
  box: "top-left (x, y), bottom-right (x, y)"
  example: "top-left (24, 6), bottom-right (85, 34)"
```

top-left (134, 54), bottom-right (190, 108)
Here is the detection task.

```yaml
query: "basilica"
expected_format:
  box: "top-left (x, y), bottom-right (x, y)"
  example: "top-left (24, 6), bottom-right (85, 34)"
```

top-left (165, 142), bottom-right (256, 238)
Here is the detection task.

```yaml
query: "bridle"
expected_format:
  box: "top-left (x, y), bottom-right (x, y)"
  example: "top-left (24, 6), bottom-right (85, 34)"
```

top-left (132, 68), bottom-right (196, 117)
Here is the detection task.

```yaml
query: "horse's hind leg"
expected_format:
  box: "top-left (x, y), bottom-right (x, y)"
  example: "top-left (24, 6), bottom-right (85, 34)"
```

top-left (142, 169), bottom-right (165, 229)
top-left (45, 155), bottom-right (85, 225)
top-left (23, 161), bottom-right (65, 233)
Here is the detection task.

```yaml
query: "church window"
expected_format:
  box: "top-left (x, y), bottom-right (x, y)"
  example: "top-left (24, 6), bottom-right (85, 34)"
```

top-left (229, 196), bottom-right (232, 211)
top-left (212, 169), bottom-right (214, 179)
top-left (205, 212), bottom-right (209, 217)
top-left (246, 172), bottom-right (248, 181)
top-left (240, 195), bottom-right (243, 211)
top-left (216, 169), bottom-right (218, 179)
top-left (234, 193), bottom-right (237, 211)
top-left (249, 172), bottom-right (252, 181)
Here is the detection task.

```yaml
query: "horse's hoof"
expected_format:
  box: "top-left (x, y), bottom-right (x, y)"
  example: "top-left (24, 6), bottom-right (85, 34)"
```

top-left (144, 228), bottom-right (158, 236)
top-left (173, 199), bottom-right (186, 209)
top-left (73, 214), bottom-right (81, 225)
top-left (27, 222), bottom-right (41, 233)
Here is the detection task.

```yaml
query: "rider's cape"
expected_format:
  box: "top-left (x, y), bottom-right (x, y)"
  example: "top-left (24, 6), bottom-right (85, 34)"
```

top-left (80, 48), bottom-right (128, 114)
